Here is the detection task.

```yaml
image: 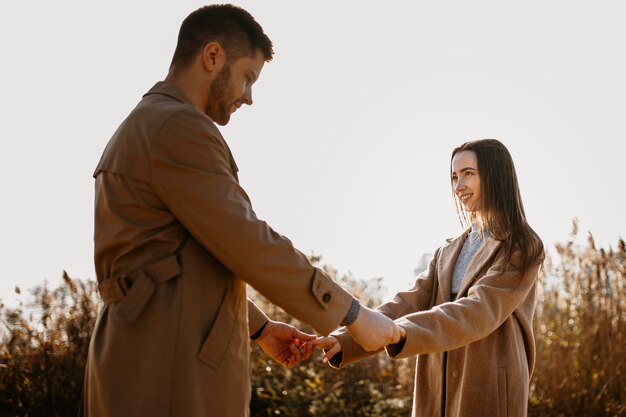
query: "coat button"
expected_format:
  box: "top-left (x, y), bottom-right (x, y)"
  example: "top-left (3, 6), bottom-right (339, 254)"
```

top-left (452, 371), bottom-right (459, 378)
top-left (322, 293), bottom-right (331, 303)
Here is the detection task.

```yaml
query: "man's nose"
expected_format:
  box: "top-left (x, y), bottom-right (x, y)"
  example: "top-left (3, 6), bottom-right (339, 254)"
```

top-left (242, 88), bottom-right (253, 106)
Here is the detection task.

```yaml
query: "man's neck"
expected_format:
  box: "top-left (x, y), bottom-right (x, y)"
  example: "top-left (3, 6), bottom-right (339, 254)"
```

top-left (165, 71), bottom-right (207, 113)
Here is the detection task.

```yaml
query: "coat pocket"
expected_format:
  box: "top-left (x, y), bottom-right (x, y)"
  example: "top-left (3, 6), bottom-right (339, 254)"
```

top-left (114, 271), bottom-right (156, 323)
top-left (498, 367), bottom-right (508, 417)
top-left (197, 288), bottom-right (239, 370)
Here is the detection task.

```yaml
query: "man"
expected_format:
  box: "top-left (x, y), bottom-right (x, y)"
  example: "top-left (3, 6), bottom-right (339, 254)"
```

top-left (84, 4), bottom-right (400, 417)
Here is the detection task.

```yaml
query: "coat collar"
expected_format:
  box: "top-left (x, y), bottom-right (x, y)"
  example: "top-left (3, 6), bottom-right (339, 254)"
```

top-left (437, 228), bottom-right (503, 302)
top-left (143, 81), bottom-right (192, 105)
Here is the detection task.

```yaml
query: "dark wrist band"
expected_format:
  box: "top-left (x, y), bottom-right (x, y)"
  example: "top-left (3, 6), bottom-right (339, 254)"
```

top-left (340, 299), bottom-right (361, 327)
top-left (250, 320), bottom-right (269, 340)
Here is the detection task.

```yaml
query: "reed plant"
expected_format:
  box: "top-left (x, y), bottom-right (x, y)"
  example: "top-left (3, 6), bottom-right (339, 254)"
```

top-left (529, 221), bottom-right (626, 416)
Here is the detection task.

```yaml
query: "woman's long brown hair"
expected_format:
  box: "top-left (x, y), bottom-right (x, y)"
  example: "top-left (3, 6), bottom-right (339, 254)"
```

top-left (451, 139), bottom-right (544, 275)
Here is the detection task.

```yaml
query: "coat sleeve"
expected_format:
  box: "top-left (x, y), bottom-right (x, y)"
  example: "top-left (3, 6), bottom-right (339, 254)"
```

top-left (386, 251), bottom-right (541, 359)
top-left (329, 249), bottom-right (441, 367)
top-left (149, 109), bottom-right (353, 335)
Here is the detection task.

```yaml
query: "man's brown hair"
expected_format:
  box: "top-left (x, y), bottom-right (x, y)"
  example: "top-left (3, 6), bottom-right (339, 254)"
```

top-left (170, 4), bottom-right (274, 71)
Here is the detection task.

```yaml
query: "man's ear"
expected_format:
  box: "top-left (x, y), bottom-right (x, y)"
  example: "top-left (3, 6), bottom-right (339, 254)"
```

top-left (201, 42), bottom-right (225, 72)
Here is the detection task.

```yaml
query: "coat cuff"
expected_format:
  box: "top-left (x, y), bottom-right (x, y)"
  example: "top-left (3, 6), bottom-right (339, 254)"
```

top-left (247, 299), bottom-right (269, 337)
top-left (385, 317), bottom-right (420, 359)
top-left (328, 328), bottom-right (381, 368)
top-left (306, 269), bottom-right (354, 335)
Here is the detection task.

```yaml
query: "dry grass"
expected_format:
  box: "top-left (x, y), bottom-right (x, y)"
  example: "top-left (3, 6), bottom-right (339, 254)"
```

top-left (0, 272), bottom-right (98, 417)
top-left (529, 222), bottom-right (626, 416)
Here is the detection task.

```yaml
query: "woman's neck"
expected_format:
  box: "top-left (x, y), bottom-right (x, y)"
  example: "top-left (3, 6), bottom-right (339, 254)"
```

top-left (470, 213), bottom-right (485, 233)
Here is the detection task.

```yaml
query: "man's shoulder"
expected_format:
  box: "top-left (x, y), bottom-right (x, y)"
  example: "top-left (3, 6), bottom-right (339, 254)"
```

top-left (116, 85), bottom-right (218, 145)
top-left (92, 86), bottom-right (193, 180)
top-left (94, 82), bottom-right (226, 180)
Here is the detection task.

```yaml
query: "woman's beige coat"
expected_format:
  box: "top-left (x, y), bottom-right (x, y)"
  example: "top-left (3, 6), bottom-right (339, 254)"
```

top-left (333, 230), bottom-right (542, 417)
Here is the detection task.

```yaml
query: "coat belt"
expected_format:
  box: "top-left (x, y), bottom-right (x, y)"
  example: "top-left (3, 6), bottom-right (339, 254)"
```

top-left (98, 254), bottom-right (181, 304)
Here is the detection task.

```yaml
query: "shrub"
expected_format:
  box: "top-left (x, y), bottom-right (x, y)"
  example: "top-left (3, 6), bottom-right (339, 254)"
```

top-left (248, 263), bottom-right (414, 417)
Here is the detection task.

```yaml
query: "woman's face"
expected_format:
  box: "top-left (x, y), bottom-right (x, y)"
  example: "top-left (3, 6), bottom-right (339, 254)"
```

top-left (451, 150), bottom-right (481, 213)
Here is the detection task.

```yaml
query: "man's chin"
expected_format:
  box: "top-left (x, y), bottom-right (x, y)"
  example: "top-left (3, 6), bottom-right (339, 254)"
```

top-left (210, 113), bottom-right (231, 126)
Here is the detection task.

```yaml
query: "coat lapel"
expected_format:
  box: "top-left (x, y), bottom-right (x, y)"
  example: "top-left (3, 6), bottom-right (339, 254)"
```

top-left (437, 229), bottom-right (470, 303)
top-left (456, 235), bottom-right (502, 298)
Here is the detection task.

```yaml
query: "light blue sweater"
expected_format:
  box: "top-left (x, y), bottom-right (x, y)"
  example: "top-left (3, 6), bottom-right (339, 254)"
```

top-left (450, 226), bottom-right (486, 300)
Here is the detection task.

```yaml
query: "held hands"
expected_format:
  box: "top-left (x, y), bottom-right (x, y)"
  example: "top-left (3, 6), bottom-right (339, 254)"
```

top-left (255, 320), bottom-right (316, 368)
top-left (304, 320), bottom-right (407, 365)
top-left (255, 313), bottom-right (407, 368)
top-left (303, 307), bottom-right (408, 365)
top-left (306, 336), bottom-right (342, 364)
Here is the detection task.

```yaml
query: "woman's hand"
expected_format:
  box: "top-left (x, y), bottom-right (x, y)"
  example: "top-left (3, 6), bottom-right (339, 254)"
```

top-left (303, 336), bottom-right (343, 364)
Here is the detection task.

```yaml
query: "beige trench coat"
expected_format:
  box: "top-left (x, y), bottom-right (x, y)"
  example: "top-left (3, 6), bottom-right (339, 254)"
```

top-left (84, 81), bottom-right (354, 417)
top-left (333, 230), bottom-right (542, 417)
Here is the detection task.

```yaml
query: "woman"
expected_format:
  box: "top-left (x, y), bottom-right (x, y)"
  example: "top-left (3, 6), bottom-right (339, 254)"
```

top-left (310, 139), bottom-right (544, 417)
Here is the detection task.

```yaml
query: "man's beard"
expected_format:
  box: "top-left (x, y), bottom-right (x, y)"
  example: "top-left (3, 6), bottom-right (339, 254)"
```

top-left (206, 65), bottom-right (232, 125)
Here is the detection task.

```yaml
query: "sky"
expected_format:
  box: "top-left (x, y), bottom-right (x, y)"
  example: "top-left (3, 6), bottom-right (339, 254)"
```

top-left (1, 1), bottom-right (625, 307)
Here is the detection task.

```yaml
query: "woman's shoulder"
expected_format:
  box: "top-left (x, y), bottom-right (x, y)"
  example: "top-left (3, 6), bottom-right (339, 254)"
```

top-left (525, 226), bottom-right (545, 259)
top-left (507, 226), bottom-right (545, 269)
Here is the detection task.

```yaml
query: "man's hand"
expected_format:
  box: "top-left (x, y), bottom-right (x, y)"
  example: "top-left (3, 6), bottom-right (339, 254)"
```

top-left (255, 320), bottom-right (316, 368)
top-left (346, 306), bottom-right (401, 351)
